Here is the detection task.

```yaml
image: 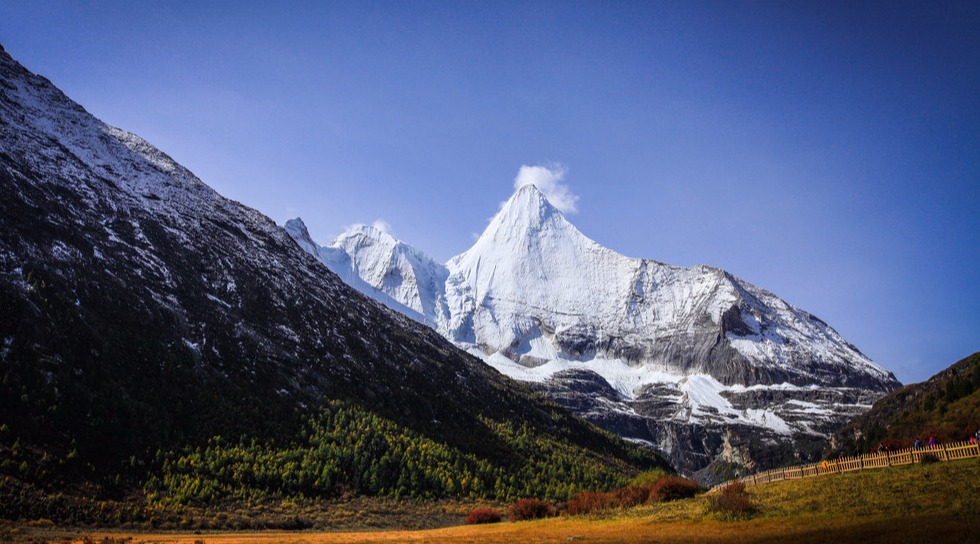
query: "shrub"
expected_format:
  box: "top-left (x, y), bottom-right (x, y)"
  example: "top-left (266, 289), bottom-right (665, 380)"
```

top-left (615, 484), bottom-right (654, 508)
top-left (564, 490), bottom-right (617, 516)
top-left (508, 498), bottom-right (555, 521)
top-left (920, 453), bottom-right (940, 464)
top-left (563, 484), bottom-right (659, 516)
top-left (707, 481), bottom-right (757, 520)
top-left (651, 476), bottom-right (701, 502)
top-left (464, 508), bottom-right (502, 525)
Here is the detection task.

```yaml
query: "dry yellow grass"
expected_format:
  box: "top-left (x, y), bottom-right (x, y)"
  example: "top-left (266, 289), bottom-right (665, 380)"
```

top-left (55, 514), bottom-right (976, 544)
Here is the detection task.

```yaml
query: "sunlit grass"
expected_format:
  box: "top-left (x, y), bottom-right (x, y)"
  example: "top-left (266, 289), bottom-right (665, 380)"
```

top-left (746, 458), bottom-right (980, 520)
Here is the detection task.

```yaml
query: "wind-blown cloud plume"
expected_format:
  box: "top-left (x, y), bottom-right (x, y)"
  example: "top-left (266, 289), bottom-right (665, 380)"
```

top-left (341, 219), bottom-right (395, 238)
top-left (371, 219), bottom-right (393, 235)
top-left (513, 163), bottom-right (579, 214)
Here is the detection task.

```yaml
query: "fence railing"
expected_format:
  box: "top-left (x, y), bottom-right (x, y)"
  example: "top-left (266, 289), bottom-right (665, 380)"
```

top-left (711, 440), bottom-right (980, 492)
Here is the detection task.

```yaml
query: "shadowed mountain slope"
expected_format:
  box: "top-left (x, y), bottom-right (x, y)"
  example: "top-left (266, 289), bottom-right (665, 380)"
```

top-left (831, 351), bottom-right (980, 453)
top-left (0, 43), bottom-right (665, 510)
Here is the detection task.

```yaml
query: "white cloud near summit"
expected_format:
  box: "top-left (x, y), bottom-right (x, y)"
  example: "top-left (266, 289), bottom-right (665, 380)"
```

top-left (513, 163), bottom-right (579, 214)
top-left (371, 219), bottom-right (393, 235)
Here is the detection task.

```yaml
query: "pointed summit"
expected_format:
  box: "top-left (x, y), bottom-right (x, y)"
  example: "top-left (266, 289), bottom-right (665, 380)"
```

top-left (283, 217), bottom-right (318, 255)
top-left (494, 183), bottom-right (575, 233)
top-left (500, 183), bottom-right (562, 225)
top-left (444, 184), bottom-right (616, 347)
top-left (459, 184), bottom-right (590, 262)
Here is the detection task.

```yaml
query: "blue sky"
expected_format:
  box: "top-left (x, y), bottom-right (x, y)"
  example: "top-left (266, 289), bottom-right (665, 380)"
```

top-left (1, 1), bottom-right (977, 384)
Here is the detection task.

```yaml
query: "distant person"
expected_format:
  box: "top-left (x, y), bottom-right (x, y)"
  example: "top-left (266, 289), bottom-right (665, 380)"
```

top-left (913, 439), bottom-right (922, 449)
top-left (928, 436), bottom-right (936, 449)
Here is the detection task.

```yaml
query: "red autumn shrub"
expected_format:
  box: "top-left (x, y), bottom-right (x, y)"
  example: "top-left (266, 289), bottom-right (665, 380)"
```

top-left (563, 484), bottom-right (658, 516)
top-left (564, 490), bottom-right (616, 516)
top-left (508, 498), bottom-right (555, 521)
top-left (464, 508), bottom-right (502, 524)
top-left (615, 484), bottom-right (654, 508)
top-left (651, 476), bottom-right (701, 502)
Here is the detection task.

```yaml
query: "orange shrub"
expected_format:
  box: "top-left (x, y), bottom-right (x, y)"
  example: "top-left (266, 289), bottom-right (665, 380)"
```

top-left (464, 508), bottom-right (502, 524)
top-left (707, 480), bottom-right (757, 519)
top-left (508, 498), bottom-right (555, 521)
top-left (564, 490), bottom-right (617, 515)
top-left (651, 476), bottom-right (701, 502)
top-left (563, 484), bottom-right (658, 516)
top-left (615, 484), bottom-right (654, 508)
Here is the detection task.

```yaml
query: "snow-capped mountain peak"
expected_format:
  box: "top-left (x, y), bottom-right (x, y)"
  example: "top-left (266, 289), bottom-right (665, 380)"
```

top-left (285, 217), bottom-right (447, 322)
top-left (488, 183), bottom-right (566, 235)
top-left (288, 174), bottom-right (899, 478)
top-left (283, 217), bottom-right (319, 256)
top-left (454, 184), bottom-right (591, 264)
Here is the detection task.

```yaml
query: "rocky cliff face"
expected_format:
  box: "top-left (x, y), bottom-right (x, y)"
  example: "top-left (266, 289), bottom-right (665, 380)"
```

top-left (290, 181), bottom-right (900, 481)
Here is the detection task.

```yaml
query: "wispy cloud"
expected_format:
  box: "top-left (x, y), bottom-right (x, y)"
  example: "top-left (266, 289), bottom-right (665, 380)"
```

top-left (371, 219), bottom-right (393, 235)
top-left (512, 163), bottom-right (579, 214)
top-left (340, 218), bottom-right (395, 238)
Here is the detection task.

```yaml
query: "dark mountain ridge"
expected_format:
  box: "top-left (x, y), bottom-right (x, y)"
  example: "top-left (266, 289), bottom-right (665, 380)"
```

top-left (0, 43), bottom-right (664, 515)
top-left (831, 351), bottom-right (980, 454)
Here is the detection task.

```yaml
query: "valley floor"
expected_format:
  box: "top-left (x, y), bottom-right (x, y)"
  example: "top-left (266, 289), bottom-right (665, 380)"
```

top-left (8, 459), bottom-right (979, 544)
top-left (27, 514), bottom-right (974, 544)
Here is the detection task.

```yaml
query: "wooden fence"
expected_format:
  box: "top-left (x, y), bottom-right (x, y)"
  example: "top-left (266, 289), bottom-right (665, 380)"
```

top-left (711, 440), bottom-right (980, 492)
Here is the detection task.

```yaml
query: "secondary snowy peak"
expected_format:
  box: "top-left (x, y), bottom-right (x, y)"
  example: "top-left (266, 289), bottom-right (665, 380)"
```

top-left (283, 217), bottom-right (319, 256)
top-left (332, 223), bottom-right (448, 318)
top-left (285, 218), bottom-right (447, 323)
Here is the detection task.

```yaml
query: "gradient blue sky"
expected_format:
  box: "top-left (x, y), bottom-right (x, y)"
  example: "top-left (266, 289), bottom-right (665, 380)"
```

top-left (2, 1), bottom-right (977, 384)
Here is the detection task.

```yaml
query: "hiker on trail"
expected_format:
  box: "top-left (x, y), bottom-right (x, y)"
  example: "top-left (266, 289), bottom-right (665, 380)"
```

top-left (913, 439), bottom-right (922, 449)
top-left (928, 436), bottom-right (936, 449)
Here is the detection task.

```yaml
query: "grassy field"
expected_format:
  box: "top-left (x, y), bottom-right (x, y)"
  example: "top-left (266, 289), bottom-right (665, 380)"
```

top-left (7, 459), bottom-right (979, 543)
